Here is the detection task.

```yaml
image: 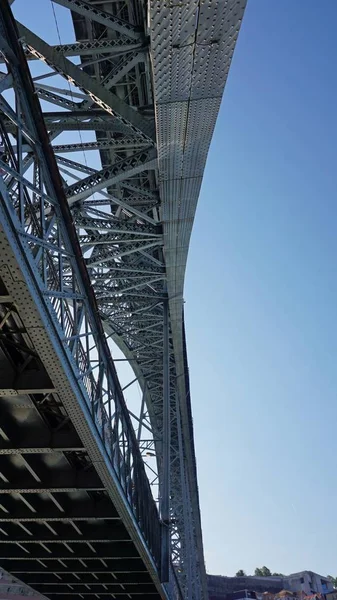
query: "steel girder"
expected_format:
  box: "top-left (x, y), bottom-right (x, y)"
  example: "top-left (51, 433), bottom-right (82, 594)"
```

top-left (23, 38), bottom-right (146, 59)
top-left (7, 0), bottom-right (248, 598)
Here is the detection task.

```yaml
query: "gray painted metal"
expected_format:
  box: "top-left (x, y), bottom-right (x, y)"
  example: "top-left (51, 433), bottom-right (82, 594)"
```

top-left (1, 0), bottom-right (247, 598)
top-left (160, 298), bottom-right (170, 583)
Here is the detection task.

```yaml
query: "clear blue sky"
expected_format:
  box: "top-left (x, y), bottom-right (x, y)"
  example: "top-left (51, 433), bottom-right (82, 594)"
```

top-left (13, 0), bottom-right (337, 580)
top-left (186, 0), bottom-right (337, 577)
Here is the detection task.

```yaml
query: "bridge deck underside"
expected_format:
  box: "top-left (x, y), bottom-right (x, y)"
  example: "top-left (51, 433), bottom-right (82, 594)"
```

top-left (0, 276), bottom-right (161, 600)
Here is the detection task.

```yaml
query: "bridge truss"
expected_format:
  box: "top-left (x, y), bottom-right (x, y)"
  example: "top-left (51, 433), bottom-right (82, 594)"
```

top-left (0, 0), bottom-right (247, 598)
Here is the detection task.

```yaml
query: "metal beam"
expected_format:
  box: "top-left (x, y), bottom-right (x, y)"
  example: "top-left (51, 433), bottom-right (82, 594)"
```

top-left (74, 216), bottom-right (158, 236)
top-left (4, 559), bottom-right (147, 572)
top-left (0, 431), bottom-right (84, 454)
top-left (52, 0), bottom-right (143, 41)
top-left (0, 499), bottom-right (119, 521)
top-left (14, 572), bottom-right (152, 584)
top-left (52, 138), bottom-right (148, 154)
top-left (79, 190), bottom-right (159, 225)
top-left (95, 51), bottom-right (144, 90)
top-left (40, 590), bottom-right (154, 600)
top-left (160, 298), bottom-right (170, 582)
top-left (0, 523), bottom-right (130, 543)
top-left (33, 583), bottom-right (157, 594)
top-left (85, 240), bottom-right (162, 267)
top-left (0, 470), bottom-right (104, 493)
top-left (24, 39), bottom-right (144, 59)
top-left (16, 23), bottom-right (154, 141)
top-left (66, 149), bottom-right (157, 204)
top-left (35, 86), bottom-right (79, 110)
top-left (0, 543), bottom-right (140, 559)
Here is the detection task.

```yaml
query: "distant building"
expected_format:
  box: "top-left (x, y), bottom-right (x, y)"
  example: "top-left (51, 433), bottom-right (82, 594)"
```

top-left (208, 572), bottom-right (333, 600)
top-left (285, 572), bottom-right (332, 595)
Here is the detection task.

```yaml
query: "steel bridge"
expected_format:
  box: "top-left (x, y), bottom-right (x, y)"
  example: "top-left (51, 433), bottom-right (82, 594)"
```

top-left (0, 0), bottom-right (246, 599)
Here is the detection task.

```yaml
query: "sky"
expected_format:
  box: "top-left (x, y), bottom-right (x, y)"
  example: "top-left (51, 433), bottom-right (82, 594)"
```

top-left (186, 0), bottom-right (337, 578)
top-left (12, 0), bottom-right (337, 581)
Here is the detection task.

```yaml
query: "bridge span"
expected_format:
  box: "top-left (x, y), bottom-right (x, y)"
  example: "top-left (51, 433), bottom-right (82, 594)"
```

top-left (0, 0), bottom-right (246, 598)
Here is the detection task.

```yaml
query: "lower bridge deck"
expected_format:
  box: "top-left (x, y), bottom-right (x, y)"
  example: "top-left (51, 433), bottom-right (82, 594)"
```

top-left (0, 275), bottom-right (162, 600)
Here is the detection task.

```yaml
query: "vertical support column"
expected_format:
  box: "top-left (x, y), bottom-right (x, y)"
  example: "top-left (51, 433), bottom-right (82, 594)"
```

top-left (161, 296), bottom-right (170, 582)
top-left (137, 386), bottom-right (146, 444)
top-left (176, 392), bottom-right (193, 600)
